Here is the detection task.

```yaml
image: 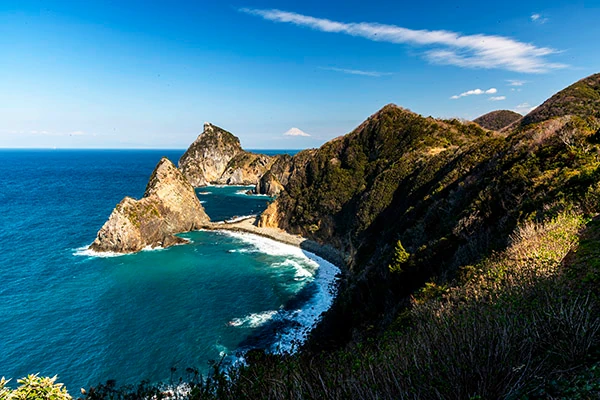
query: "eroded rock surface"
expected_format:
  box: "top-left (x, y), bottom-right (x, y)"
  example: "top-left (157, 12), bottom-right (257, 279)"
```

top-left (90, 157), bottom-right (210, 253)
top-left (179, 123), bottom-right (243, 186)
top-left (217, 152), bottom-right (275, 185)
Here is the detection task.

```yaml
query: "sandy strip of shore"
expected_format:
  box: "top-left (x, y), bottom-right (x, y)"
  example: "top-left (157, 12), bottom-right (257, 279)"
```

top-left (204, 217), bottom-right (346, 268)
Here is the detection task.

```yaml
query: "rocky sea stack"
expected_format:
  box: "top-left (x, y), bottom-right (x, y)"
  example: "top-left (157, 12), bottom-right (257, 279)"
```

top-left (89, 157), bottom-right (210, 253)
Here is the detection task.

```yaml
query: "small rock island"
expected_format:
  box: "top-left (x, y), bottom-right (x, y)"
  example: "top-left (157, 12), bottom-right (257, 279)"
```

top-left (89, 157), bottom-right (210, 253)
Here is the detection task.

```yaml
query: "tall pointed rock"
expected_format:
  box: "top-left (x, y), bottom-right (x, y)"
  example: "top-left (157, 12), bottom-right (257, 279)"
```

top-left (90, 157), bottom-right (210, 253)
top-left (179, 123), bottom-right (243, 187)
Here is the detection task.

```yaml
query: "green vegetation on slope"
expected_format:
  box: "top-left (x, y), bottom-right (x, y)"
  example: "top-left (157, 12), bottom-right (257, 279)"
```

top-left (8, 73), bottom-right (600, 399)
top-left (521, 73), bottom-right (600, 126)
top-left (271, 75), bottom-right (600, 345)
top-left (71, 212), bottom-right (600, 399)
top-left (473, 109), bottom-right (523, 131)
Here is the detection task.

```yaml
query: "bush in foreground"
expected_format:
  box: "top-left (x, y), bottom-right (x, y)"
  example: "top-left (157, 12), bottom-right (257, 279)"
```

top-left (0, 374), bottom-right (71, 400)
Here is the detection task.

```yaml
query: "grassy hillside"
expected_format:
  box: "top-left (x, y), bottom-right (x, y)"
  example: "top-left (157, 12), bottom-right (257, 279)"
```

top-left (79, 212), bottom-right (600, 399)
top-left (521, 73), bottom-right (600, 126)
top-left (9, 73), bottom-right (600, 400)
top-left (266, 74), bottom-right (600, 345)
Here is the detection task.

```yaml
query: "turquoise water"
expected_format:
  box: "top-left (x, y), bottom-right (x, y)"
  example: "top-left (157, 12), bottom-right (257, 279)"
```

top-left (0, 149), bottom-right (336, 390)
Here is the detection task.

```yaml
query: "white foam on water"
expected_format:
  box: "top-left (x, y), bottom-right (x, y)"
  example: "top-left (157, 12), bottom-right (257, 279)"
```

top-left (234, 190), bottom-right (271, 198)
top-left (274, 252), bottom-right (341, 353)
top-left (73, 246), bottom-right (124, 258)
top-left (73, 239), bottom-right (189, 258)
top-left (228, 310), bottom-right (278, 328)
top-left (141, 245), bottom-right (165, 252)
top-left (197, 191), bottom-right (212, 195)
top-left (219, 231), bottom-right (308, 258)
top-left (215, 343), bottom-right (229, 358)
top-left (206, 184), bottom-right (254, 188)
top-left (224, 215), bottom-right (256, 224)
top-left (218, 230), bottom-right (341, 353)
top-left (272, 259), bottom-right (313, 279)
top-left (199, 200), bottom-right (207, 204)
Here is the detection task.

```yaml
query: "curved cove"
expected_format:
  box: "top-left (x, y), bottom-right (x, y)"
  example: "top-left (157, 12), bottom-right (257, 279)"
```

top-left (0, 149), bottom-right (338, 391)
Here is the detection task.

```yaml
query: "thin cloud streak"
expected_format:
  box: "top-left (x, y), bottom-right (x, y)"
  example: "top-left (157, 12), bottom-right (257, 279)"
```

top-left (531, 13), bottom-right (549, 24)
top-left (489, 96), bottom-right (506, 101)
top-left (320, 66), bottom-right (392, 77)
top-left (240, 8), bottom-right (566, 73)
top-left (451, 88), bottom-right (497, 99)
top-left (507, 79), bottom-right (527, 86)
top-left (514, 102), bottom-right (538, 114)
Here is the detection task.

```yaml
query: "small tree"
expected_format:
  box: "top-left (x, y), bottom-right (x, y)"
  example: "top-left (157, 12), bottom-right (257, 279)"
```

top-left (1, 374), bottom-right (72, 400)
top-left (388, 240), bottom-right (410, 274)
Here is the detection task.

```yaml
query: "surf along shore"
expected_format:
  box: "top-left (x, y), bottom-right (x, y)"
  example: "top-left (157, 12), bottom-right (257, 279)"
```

top-left (204, 216), bottom-right (347, 270)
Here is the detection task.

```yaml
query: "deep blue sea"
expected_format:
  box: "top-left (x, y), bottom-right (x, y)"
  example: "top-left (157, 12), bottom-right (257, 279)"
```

top-left (0, 149), bottom-right (338, 391)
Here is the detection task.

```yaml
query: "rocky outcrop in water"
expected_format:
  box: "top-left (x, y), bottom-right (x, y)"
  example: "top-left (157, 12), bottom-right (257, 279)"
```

top-left (179, 123), bottom-right (244, 187)
top-left (89, 157), bottom-right (210, 253)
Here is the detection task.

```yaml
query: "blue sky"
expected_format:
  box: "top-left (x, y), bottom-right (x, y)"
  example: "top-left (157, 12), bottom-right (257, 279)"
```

top-left (1, 0), bottom-right (598, 149)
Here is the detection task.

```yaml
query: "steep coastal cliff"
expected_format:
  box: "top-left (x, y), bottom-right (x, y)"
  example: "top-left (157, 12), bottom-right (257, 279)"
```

top-left (178, 122), bottom-right (280, 187)
top-left (216, 151), bottom-right (275, 185)
top-left (73, 72), bottom-right (600, 400)
top-left (90, 158), bottom-right (210, 253)
top-left (258, 74), bottom-right (600, 342)
top-left (178, 123), bottom-right (244, 187)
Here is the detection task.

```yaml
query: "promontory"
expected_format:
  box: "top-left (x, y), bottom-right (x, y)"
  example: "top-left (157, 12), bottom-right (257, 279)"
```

top-left (89, 157), bottom-right (210, 253)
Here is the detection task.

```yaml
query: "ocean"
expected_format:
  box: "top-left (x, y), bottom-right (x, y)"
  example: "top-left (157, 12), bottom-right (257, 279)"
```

top-left (0, 149), bottom-right (338, 390)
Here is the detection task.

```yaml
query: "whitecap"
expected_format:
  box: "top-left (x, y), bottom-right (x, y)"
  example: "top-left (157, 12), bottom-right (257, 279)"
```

top-left (229, 310), bottom-right (278, 328)
top-left (218, 231), bottom-right (341, 353)
top-left (272, 259), bottom-right (313, 279)
top-left (271, 253), bottom-right (340, 353)
top-left (206, 184), bottom-right (254, 188)
top-left (219, 231), bottom-right (310, 259)
top-left (224, 215), bottom-right (256, 224)
top-left (72, 246), bottom-right (123, 258)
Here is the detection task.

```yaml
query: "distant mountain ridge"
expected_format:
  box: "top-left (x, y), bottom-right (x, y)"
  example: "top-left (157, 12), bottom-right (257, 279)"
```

top-left (473, 109), bottom-right (522, 131)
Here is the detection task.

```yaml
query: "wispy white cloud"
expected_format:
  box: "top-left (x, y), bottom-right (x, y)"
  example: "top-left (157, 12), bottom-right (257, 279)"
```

top-left (514, 102), bottom-right (538, 114)
top-left (451, 88), bottom-right (497, 99)
top-left (531, 13), bottom-right (549, 24)
top-left (489, 96), bottom-right (506, 101)
top-left (507, 79), bottom-right (527, 86)
top-left (320, 66), bottom-right (391, 77)
top-left (284, 127), bottom-right (311, 137)
top-left (240, 8), bottom-right (566, 73)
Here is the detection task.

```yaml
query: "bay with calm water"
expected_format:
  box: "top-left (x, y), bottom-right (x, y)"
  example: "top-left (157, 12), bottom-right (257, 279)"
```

top-left (0, 149), bottom-right (338, 390)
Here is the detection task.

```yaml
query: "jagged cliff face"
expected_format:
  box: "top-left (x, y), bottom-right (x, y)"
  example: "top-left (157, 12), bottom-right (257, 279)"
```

top-left (254, 152), bottom-right (315, 196)
top-left (90, 158), bottom-right (210, 253)
top-left (257, 75), bottom-right (600, 342)
top-left (217, 152), bottom-right (275, 185)
top-left (260, 105), bottom-right (497, 261)
top-left (179, 123), bottom-right (243, 187)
